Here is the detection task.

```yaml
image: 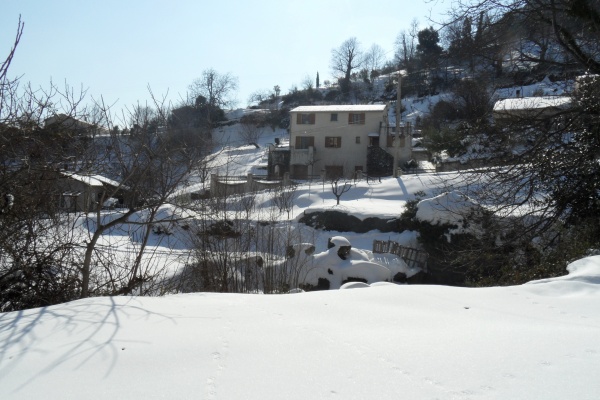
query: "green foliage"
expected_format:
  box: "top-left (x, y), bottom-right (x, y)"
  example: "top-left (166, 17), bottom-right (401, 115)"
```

top-left (324, 90), bottom-right (340, 102)
top-left (430, 100), bottom-right (460, 127)
top-left (396, 191), bottom-right (425, 231)
top-left (463, 218), bottom-right (600, 286)
top-left (282, 87), bottom-right (323, 106)
top-left (298, 210), bottom-right (400, 233)
top-left (366, 145), bottom-right (394, 176)
top-left (417, 27), bottom-right (443, 68)
top-left (398, 201), bottom-right (598, 287)
top-left (452, 78), bottom-right (491, 122)
top-left (422, 125), bottom-right (466, 157)
top-left (0, 256), bottom-right (80, 312)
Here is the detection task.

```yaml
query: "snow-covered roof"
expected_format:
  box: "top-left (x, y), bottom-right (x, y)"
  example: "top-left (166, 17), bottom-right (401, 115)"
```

top-left (61, 172), bottom-right (121, 188)
top-left (493, 96), bottom-right (571, 112)
top-left (290, 104), bottom-right (387, 113)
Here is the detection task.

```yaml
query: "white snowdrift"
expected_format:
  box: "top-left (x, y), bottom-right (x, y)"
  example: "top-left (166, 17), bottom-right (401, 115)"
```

top-left (415, 191), bottom-right (485, 240)
top-left (416, 191), bottom-right (481, 227)
top-left (302, 236), bottom-right (393, 289)
top-left (1, 256), bottom-right (599, 400)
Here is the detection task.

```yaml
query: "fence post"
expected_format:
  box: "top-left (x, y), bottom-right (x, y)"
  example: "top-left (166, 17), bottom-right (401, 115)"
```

top-left (246, 173), bottom-right (254, 193)
top-left (283, 171), bottom-right (290, 186)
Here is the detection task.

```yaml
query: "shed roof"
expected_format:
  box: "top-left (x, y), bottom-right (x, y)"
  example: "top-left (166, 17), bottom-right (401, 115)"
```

top-left (493, 96), bottom-right (571, 112)
top-left (61, 172), bottom-right (121, 188)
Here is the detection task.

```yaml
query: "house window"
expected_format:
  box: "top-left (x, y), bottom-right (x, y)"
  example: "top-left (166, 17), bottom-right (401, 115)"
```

top-left (296, 113), bottom-right (315, 125)
top-left (355, 136), bottom-right (361, 144)
top-left (295, 135), bottom-right (314, 149)
top-left (330, 113), bottom-right (338, 122)
top-left (325, 136), bottom-right (342, 148)
top-left (348, 112), bottom-right (365, 125)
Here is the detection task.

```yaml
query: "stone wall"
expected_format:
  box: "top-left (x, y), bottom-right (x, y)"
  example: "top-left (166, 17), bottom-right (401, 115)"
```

top-left (210, 173), bottom-right (291, 197)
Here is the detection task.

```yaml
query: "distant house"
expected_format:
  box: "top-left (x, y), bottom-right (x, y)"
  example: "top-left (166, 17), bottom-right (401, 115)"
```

top-left (57, 172), bottom-right (124, 212)
top-left (44, 114), bottom-right (106, 136)
top-left (288, 104), bottom-right (411, 179)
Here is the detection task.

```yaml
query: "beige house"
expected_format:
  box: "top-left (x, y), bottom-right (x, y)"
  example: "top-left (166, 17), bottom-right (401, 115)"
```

top-left (289, 104), bottom-right (411, 179)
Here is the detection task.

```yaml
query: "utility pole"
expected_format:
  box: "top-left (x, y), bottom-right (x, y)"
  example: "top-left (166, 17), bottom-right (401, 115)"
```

top-left (393, 70), bottom-right (404, 178)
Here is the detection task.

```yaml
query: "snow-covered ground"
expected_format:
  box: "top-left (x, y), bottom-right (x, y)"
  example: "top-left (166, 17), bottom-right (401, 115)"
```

top-left (1, 255), bottom-right (599, 400)
top-left (4, 77), bottom-right (597, 398)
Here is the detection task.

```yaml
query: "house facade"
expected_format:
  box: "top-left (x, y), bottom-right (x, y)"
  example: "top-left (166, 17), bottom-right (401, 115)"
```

top-left (57, 172), bottom-right (123, 212)
top-left (289, 104), bottom-right (411, 179)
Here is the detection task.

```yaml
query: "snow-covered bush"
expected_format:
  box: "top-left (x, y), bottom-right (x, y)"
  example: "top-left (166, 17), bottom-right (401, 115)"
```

top-left (300, 236), bottom-right (393, 290)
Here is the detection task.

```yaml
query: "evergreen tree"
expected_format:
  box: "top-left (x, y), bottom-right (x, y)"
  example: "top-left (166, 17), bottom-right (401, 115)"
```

top-left (417, 27), bottom-right (443, 69)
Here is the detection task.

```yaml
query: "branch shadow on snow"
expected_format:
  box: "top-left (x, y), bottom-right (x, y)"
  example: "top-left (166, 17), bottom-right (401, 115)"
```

top-left (0, 297), bottom-right (175, 392)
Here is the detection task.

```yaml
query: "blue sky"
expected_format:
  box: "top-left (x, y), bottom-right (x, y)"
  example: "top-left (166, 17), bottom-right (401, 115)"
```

top-left (1, 0), bottom-right (449, 120)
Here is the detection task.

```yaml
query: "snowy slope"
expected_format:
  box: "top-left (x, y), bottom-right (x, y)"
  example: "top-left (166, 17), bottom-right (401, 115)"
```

top-left (1, 256), bottom-right (599, 400)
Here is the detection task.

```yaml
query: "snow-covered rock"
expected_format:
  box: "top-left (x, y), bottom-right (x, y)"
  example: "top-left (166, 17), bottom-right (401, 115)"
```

top-left (304, 236), bottom-right (393, 289)
top-left (416, 191), bottom-right (482, 236)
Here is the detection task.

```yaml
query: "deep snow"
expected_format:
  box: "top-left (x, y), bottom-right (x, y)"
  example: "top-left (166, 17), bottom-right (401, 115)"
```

top-left (1, 256), bottom-right (599, 399)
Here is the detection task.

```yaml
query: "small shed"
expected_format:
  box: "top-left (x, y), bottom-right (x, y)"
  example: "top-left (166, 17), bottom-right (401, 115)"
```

top-left (57, 172), bottom-right (123, 212)
top-left (493, 96), bottom-right (571, 121)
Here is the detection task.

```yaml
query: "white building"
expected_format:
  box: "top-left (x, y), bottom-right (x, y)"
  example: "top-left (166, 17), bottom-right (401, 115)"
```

top-left (288, 104), bottom-right (411, 179)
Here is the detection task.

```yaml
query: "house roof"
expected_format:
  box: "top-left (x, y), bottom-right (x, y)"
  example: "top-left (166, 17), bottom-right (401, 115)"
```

top-left (290, 104), bottom-right (387, 113)
top-left (493, 96), bottom-right (571, 112)
top-left (61, 172), bottom-right (121, 188)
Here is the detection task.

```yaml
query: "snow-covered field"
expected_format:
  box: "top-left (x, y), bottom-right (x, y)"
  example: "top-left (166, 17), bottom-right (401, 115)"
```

top-left (1, 256), bottom-right (599, 399)
top-left (3, 77), bottom-right (597, 399)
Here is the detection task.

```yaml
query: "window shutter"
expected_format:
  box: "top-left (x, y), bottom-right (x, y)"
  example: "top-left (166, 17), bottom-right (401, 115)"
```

top-left (295, 136), bottom-right (301, 148)
top-left (360, 113), bottom-right (365, 124)
top-left (296, 114), bottom-right (302, 124)
top-left (309, 113), bottom-right (315, 124)
top-left (308, 136), bottom-right (314, 147)
top-left (348, 113), bottom-right (352, 124)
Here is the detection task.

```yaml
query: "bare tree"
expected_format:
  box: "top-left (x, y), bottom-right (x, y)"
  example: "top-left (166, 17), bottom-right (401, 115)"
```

top-left (272, 183), bottom-right (297, 219)
top-left (0, 16), bottom-right (23, 84)
top-left (395, 19), bottom-right (419, 70)
top-left (128, 104), bottom-right (157, 131)
top-left (188, 69), bottom-right (239, 125)
top-left (364, 43), bottom-right (386, 75)
top-left (448, 0), bottom-right (600, 74)
top-left (78, 94), bottom-right (198, 298)
top-left (1, 17), bottom-right (90, 309)
top-left (301, 74), bottom-right (314, 91)
top-left (330, 37), bottom-right (363, 96)
top-left (247, 89), bottom-right (271, 107)
top-left (239, 121), bottom-right (263, 145)
top-left (330, 177), bottom-right (352, 205)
